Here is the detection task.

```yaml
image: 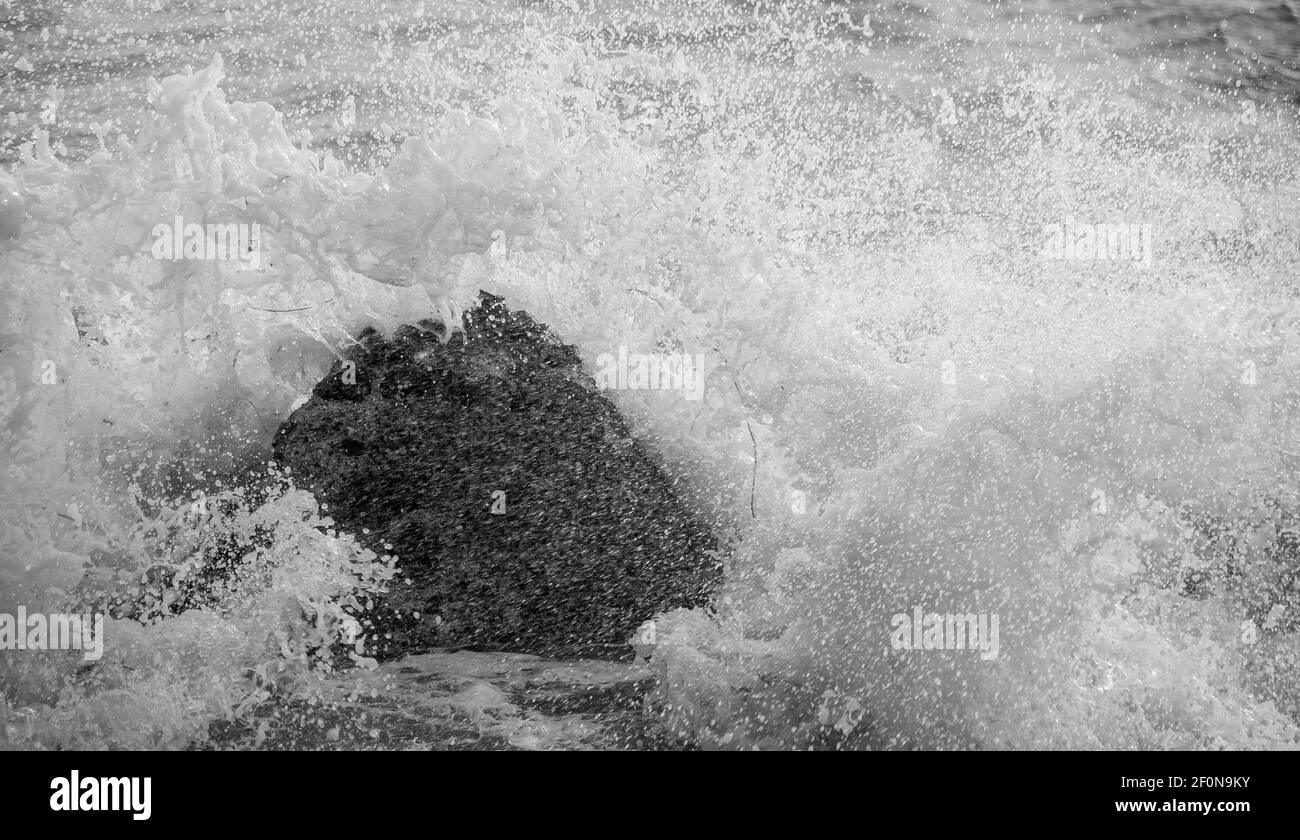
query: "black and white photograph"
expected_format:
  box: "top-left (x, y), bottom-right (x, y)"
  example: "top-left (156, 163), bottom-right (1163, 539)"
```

top-left (0, 0), bottom-right (1297, 791)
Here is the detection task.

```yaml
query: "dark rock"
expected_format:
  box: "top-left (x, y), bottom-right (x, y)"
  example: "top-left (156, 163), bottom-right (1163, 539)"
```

top-left (272, 291), bottom-right (722, 659)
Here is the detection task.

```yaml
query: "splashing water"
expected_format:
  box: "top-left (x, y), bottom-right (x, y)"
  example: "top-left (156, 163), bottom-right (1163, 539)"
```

top-left (3, 0), bottom-right (1300, 749)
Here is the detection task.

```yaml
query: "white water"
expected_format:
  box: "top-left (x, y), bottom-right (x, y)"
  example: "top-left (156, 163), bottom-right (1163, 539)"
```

top-left (2, 0), bottom-right (1300, 749)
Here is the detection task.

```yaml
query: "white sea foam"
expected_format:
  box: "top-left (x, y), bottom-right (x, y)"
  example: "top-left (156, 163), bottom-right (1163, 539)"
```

top-left (3, 3), bottom-right (1300, 749)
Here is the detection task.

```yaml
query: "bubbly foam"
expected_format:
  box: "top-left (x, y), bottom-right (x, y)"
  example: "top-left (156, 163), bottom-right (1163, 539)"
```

top-left (3, 3), bottom-right (1300, 749)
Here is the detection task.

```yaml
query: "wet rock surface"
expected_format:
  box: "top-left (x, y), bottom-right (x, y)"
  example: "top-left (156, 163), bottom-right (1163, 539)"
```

top-left (273, 292), bottom-right (722, 659)
top-left (204, 650), bottom-right (689, 751)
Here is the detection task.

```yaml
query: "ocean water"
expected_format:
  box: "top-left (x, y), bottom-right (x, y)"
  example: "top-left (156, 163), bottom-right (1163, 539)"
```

top-left (2, 0), bottom-right (1300, 749)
